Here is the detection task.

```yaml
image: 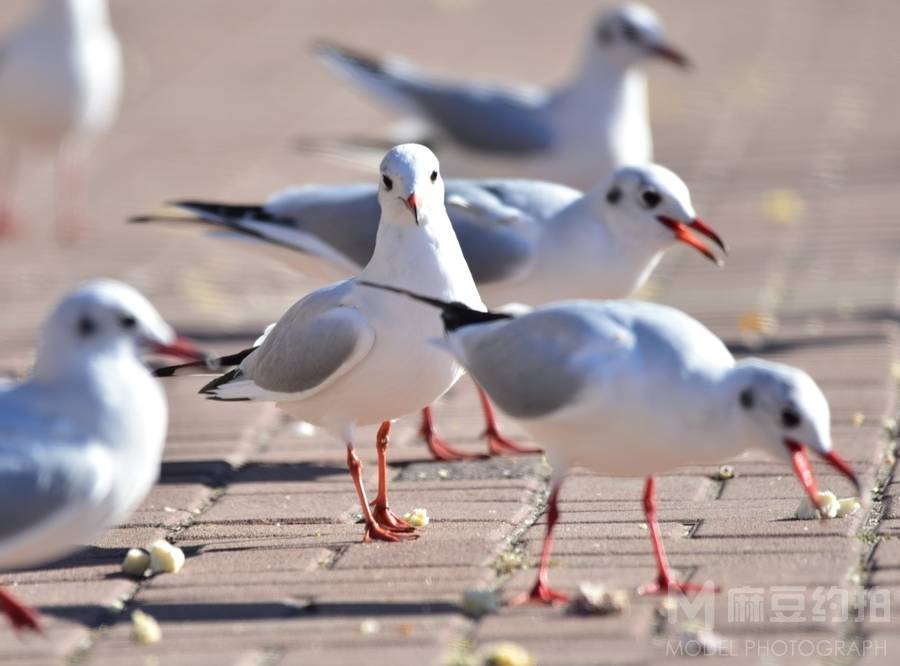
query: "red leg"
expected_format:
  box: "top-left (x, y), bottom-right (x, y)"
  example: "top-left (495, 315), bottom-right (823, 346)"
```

top-left (477, 385), bottom-right (543, 456)
top-left (509, 482), bottom-right (569, 605)
top-left (346, 443), bottom-right (417, 543)
top-left (420, 406), bottom-right (486, 461)
top-left (370, 421), bottom-right (414, 532)
top-left (637, 476), bottom-right (718, 595)
top-left (0, 587), bottom-right (42, 634)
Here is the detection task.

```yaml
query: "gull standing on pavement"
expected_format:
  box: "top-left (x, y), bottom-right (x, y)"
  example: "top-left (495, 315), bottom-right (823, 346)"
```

top-left (156, 144), bottom-right (484, 542)
top-left (135, 164), bottom-right (726, 460)
top-left (309, 3), bottom-right (687, 188)
top-left (0, 280), bottom-right (207, 632)
top-left (0, 0), bottom-right (122, 237)
top-left (360, 285), bottom-right (861, 603)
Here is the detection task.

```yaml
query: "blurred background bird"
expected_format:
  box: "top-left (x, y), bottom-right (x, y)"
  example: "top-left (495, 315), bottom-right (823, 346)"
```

top-left (0, 0), bottom-right (122, 240)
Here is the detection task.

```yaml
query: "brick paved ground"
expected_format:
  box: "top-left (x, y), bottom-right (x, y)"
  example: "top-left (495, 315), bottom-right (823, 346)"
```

top-left (0, 1), bottom-right (897, 664)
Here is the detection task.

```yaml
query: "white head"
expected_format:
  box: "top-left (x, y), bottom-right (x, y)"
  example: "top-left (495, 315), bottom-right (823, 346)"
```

top-left (36, 279), bottom-right (205, 378)
top-left (731, 359), bottom-right (860, 507)
top-left (377, 144), bottom-right (445, 227)
top-left (597, 164), bottom-right (726, 264)
top-left (589, 4), bottom-right (688, 69)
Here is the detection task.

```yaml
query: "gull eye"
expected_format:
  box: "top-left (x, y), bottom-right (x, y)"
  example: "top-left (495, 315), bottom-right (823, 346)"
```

top-left (596, 24), bottom-right (614, 44)
top-left (430, 170), bottom-right (438, 183)
top-left (78, 316), bottom-right (96, 337)
top-left (739, 389), bottom-right (754, 409)
top-left (120, 315), bottom-right (137, 330)
top-left (639, 189), bottom-right (661, 209)
top-left (781, 407), bottom-right (801, 429)
top-left (622, 22), bottom-right (640, 42)
top-left (606, 187), bottom-right (622, 204)
top-left (382, 175), bottom-right (393, 191)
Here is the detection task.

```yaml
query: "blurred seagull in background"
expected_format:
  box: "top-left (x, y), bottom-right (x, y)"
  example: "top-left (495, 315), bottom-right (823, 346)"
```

top-left (360, 285), bottom-right (861, 604)
top-left (0, 280), bottom-right (207, 632)
top-left (134, 164), bottom-right (725, 460)
top-left (0, 0), bottom-right (122, 238)
top-left (307, 3), bottom-right (687, 189)
top-left (154, 144), bottom-right (486, 542)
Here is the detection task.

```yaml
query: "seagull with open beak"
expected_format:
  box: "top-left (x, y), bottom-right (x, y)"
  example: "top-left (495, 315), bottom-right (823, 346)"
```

top-left (357, 284), bottom-right (861, 604)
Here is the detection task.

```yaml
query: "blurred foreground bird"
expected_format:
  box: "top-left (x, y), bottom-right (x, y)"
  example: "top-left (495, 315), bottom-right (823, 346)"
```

top-left (0, 280), bottom-right (207, 632)
top-left (360, 284), bottom-right (861, 603)
top-left (308, 3), bottom-right (687, 188)
top-left (155, 144), bottom-right (484, 542)
top-left (134, 164), bottom-right (725, 460)
top-left (0, 0), bottom-right (122, 238)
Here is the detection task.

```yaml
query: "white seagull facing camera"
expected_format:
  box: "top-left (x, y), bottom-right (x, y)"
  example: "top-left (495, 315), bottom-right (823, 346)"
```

top-left (0, 280), bottom-right (207, 632)
top-left (134, 164), bottom-right (726, 460)
top-left (359, 285), bottom-right (861, 604)
top-left (307, 3), bottom-right (687, 188)
top-left (0, 0), bottom-right (122, 238)
top-left (156, 144), bottom-right (484, 542)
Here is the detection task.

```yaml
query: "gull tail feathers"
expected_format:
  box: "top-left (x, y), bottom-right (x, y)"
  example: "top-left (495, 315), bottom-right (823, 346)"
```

top-left (154, 348), bottom-right (253, 379)
top-left (357, 281), bottom-right (512, 332)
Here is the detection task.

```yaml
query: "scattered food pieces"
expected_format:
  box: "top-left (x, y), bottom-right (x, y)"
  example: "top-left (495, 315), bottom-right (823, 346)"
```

top-left (569, 582), bottom-right (628, 616)
top-left (461, 588), bottom-right (498, 618)
top-left (479, 641), bottom-right (534, 666)
top-left (403, 507), bottom-right (430, 528)
top-left (713, 464), bottom-right (735, 480)
top-left (121, 548), bottom-right (151, 577)
top-left (851, 412), bottom-right (866, 427)
top-left (105, 599), bottom-right (125, 613)
top-left (359, 618), bottom-right (380, 635)
top-left (795, 491), bottom-right (859, 520)
top-left (149, 539), bottom-right (185, 574)
top-left (437, 468), bottom-right (450, 479)
top-left (675, 623), bottom-right (729, 656)
top-left (131, 610), bottom-right (162, 645)
top-left (761, 189), bottom-right (805, 225)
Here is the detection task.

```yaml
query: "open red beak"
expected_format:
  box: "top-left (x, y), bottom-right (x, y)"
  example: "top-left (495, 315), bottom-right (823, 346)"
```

top-left (152, 335), bottom-right (208, 363)
top-left (656, 216), bottom-right (725, 266)
top-left (404, 193), bottom-right (421, 224)
top-left (786, 439), bottom-right (861, 512)
top-left (650, 43), bottom-right (690, 68)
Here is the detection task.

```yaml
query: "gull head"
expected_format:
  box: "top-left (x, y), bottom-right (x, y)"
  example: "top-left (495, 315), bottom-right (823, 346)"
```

top-left (377, 143), bottom-right (445, 227)
top-left (38, 279), bottom-right (206, 373)
top-left (592, 4), bottom-right (688, 68)
top-left (600, 164), bottom-right (726, 265)
top-left (733, 359), bottom-right (860, 508)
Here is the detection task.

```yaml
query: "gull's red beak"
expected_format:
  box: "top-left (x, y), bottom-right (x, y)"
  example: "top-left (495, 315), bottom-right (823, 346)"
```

top-left (650, 43), bottom-right (690, 68)
top-left (404, 193), bottom-right (421, 224)
top-left (152, 335), bottom-right (208, 363)
top-left (656, 216), bottom-right (725, 266)
top-left (786, 439), bottom-right (861, 512)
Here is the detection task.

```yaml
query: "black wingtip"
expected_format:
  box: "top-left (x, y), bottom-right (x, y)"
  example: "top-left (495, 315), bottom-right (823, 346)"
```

top-left (199, 368), bottom-right (242, 396)
top-left (313, 40), bottom-right (385, 75)
top-left (154, 362), bottom-right (193, 378)
top-left (357, 281), bottom-right (511, 332)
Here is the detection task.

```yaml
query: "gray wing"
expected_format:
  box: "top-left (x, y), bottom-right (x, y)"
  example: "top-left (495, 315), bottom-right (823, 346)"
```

top-left (202, 281), bottom-right (375, 400)
top-left (454, 303), bottom-right (635, 419)
top-left (445, 180), bottom-right (583, 284)
top-left (317, 42), bottom-right (554, 154)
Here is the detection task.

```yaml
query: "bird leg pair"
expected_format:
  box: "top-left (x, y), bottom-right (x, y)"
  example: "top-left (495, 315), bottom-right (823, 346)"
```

top-left (346, 421), bottom-right (418, 542)
top-left (512, 476), bottom-right (715, 605)
top-left (420, 384), bottom-right (543, 461)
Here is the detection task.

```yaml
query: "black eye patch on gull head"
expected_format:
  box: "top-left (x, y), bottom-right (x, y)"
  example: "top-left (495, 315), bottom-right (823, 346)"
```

top-left (739, 389), bottom-right (755, 409)
top-left (640, 189), bottom-right (662, 209)
top-left (78, 316), bottom-right (96, 337)
top-left (120, 315), bottom-right (137, 330)
top-left (596, 24), bottom-right (615, 44)
top-left (622, 22), bottom-right (641, 43)
top-left (781, 406), bottom-right (801, 429)
top-left (430, 170), bottom-right (438, 183)
top-left (382, 175), bottom-right (393, 191)
top-left (606, 187), bottom-right (622, 204)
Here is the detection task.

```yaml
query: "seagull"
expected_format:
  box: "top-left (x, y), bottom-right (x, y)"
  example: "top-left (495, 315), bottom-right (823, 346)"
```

top-left (155, 144), bottom-right (485, 542)
top-left (134, 164), bottom-right (726, 460)
top-left (307, 3), bottom-right (687, 189)
top-left (359, 284), bottom-right (862, 603)
top-left (0, 0), bottom-right (123, 237)
top-left (0, 279), bottom-right (207, 632)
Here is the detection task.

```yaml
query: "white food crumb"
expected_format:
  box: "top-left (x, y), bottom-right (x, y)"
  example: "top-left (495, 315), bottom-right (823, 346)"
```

top-left (131, 610), bottom-right (162, 645)
top-left (714, 464), bottom-right (735, 480)
top-left (403, 507), bottom-right (430, 528)
top-left (795, 491), bottom-right (841, 519)
top-left (121, 548), bottom-right (151, 577)
top-left (836, 497), bottom-right (861, 517)
top-left (359, 618), bottom-right (380, 635)
top-left (851, 412), bottom-right (866, 427)
top-left (293, 421), bottom-right (317, 437)
top-left (570, 582), bottom-right (629, 615)
top-left (149, 540), bottom-right (185, 574)
top-left (479, 641), bottom-right (535, 666)
top-left (461, 588), bottom-right (498, 618)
